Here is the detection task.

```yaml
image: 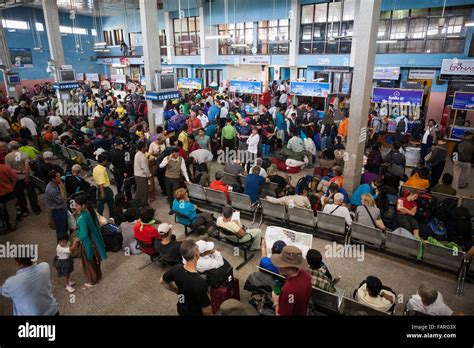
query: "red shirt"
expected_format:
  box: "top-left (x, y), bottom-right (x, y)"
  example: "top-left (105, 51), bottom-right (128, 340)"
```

top-left (187, 117), bottom-right (202, 134)
top-left (178, 148), bottom-right (188, 160)
top-left (398, 196), bottom-right (417, 213)
top-left (0, 164), bottom-right (17, 196)
top-left (278, 270), bottom-right (312, 316)
top-left (133, 220), bottom-right (161, 255)
top-left (209, 180), bottom-right (230, 202)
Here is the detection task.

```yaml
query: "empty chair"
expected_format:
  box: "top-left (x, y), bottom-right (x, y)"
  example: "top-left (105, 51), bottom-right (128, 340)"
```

top-left (261, 182), bottom-right (279, 198)
top-left (340, 297), bottom-right (391, 316)
top-left (260, 198), bottom-right (287, 226)
top-left (422, 243), bottom-right (466, 272)
top-left (430, 192), bottom-right (459, 206)
top-left (185, 182), bottom-right (207, 202)
top-left (204, 187), bottom-right (228, 206)
top-left (311, 287), bottom-right (342, 315)
top-left (316, 211), bottom-right (346, 236)
top-left (223, 172), bottom-right (238, 186)
top-left (349, 222), bottom-right (382, 247)
top-left (229, 191), bottom-right (259, 224)
top-left (384, 230), bottom-right (422, 260)
top-left (288, 206), bottom-right (317, 228)
top-left (216, 225), bottom-right (255, 270)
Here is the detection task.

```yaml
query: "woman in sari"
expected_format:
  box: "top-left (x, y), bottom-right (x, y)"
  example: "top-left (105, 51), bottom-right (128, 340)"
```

top-left (74, 194), bottom-right (108, 290)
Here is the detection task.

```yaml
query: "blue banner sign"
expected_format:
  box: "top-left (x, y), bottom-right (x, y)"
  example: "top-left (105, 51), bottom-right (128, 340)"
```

top-left (289, 81), bottom-right (331, 98)
top-left (229, 80), bottom-right (262, 94)
top-left (452, 92), bottom-right (474, 110)
top-left (372, 87), bottom-right (423, 105)
top-left (178, 78), bottom-right (203, 90)
top-left (53, 82), bottom-right (80, 90)
top-left (146, 91), bottom-right (180, 101)
top-left (451, 126), bottom-right (474, 140)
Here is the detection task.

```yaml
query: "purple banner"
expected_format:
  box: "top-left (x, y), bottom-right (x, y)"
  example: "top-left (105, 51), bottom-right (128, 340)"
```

top-left (372, 87), bottom-right (423, 105)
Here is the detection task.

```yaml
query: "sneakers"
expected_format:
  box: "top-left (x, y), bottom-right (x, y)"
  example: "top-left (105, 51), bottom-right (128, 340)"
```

top-left (68, 280), bottom-right (76, 286)
top-left (65, 285), bottom-right (75, 293)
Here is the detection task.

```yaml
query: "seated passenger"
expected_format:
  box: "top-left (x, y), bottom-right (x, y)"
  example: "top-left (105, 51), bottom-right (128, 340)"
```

top-left (361, 164), bottom-right (379, 185)
top-left (119, 208), bottom-right (141, 255)
top-left (250, 158), bottom-right (267, 177)
top-left (216, 205), bottom-right (262, 251)
top-left (260, 239), bottom-right (286, 274)
top-left (397, 190), bottom-right (420, 239)
top-left (322, 193), bottom-right (352, 226)
top-left (406, 282), bottom-right (453, 316)
top-left (355, 194), bottom-right (386, 231)
top-left (209, 171), bottom-right (230, 202)
top-left (431, 173), bottom-right (457, 196)
top-left (355, 276), bottom-right (395, 313)
top-left (133, 207), bottom-right (161, 256)
top-left (266, 187), bottom-right (311, 209)
top-left (306, 249), bottom-right (337, 293)
top-left (267, 166), bottom-right (289, 189)
top-left (153, 223), bottom-right (182, 265)
top-left (172, 188), bottom-right (215, 231)
top-left (189, 240), bottom-right (224, 273)
top-left (404, 167), bottom-right (430, 190)
top-left (350, 179), bottom-right (381, 207)
top-left (322, 182), bottom-right (350, 206)
top-left (244, 166), bottom-right (265, 203)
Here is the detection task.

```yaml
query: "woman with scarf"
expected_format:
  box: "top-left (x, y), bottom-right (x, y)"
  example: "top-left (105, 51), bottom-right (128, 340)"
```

top-left (133, 206), bottom-right (161, 257)
top-left (74, 194), bottom-right (108, 290)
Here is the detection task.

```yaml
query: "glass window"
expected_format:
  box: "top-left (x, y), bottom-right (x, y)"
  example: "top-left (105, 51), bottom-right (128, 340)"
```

top-left (299, 42), bottom-right (312, 54)
top-left (408, 18), bottom-right (427, 39)
top-left (301, 5), bottom-right (314, 24)
top-left (378, 20), bottom-right (390, 39)
top-left (447, 16), bottom-right (466, 36)
top-left (410, 8), bottom-right (429, 18)
top-left (342, 0), bottom-right (355, 21)
top-left (390, 19), bottom-right (408, 40)
top-left (449, 6), bottom-right (471, 16)
top-left (406, 40), bottom-right (425, 53)
top-left (301, 25), bottom-right (312, 41)
top-left (341, 21), bottom-right (353, 37)
top-left (445, 38), bottom-right (464, 53)
top-left (392, 10), bottom-right (409, 19)
top-left (387, 40), bottom-right (406, 53)
top-left (328, 2), bottom-right (342, 22)
top-left (315, 3), bottom-right (328, 23)
top-left (312, 41), bottom-right (325, 54)
top-left (425, 39), bottom-right (443, 53)
top-left (427, 18), bottom-right (446, 38)
top-left (380, 11), bottom-right (391, 20)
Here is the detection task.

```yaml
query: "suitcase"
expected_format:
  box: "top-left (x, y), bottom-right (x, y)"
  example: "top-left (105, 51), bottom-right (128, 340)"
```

top-left (210, 278), bottom-right (240, 314)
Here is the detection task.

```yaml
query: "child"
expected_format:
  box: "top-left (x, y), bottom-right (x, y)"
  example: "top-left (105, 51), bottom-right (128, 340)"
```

top-left (55, 237), bottom-right (76, 293)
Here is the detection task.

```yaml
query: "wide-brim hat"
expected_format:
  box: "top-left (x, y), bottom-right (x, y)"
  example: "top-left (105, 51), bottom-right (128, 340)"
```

top-left (217, 299), bottom-right (259, 316)
top-left (271, 245), bottom-right (308, 270)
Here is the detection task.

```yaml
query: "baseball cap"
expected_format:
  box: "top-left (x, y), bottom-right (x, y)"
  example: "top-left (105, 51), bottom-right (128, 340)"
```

top-left (157, 223), bottom-right (172, 236)
top-left (43, 151), bottom-right (54, 160)
top-left (196, 240), bottom-right (214, 254)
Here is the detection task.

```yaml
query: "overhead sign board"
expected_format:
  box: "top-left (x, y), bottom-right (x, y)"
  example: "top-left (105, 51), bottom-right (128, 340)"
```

top-left (239, 55), bottom-right (270, 65)
top-left (408, 69), bottom-right (436, 80)
top-left (440, 59), bottom-right (474, 81)
top-left (229, 80), bottom-right (262, 94)
top-left (452, 91), bottom-right (474, 110)
top-left (145, 91), bottom-right (180, 101)
top-left (289, 81), bottom-right (331, 97)
top-left (372, 87), bottom-right (423, 105)
top-left (373, 66), bottom-right (400, 80)
top-left (177, 78), bottom-right (203, 90)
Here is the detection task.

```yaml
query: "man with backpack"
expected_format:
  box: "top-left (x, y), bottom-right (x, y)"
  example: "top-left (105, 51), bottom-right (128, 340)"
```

top-left (395, 114), bottom-right (409, 142)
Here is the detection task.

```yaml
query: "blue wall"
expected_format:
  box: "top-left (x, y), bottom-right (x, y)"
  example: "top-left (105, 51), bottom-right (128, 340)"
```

top-left (2, 6), bottom-right (101, 81)
top-left (102, 10), bottom-right (166, 35)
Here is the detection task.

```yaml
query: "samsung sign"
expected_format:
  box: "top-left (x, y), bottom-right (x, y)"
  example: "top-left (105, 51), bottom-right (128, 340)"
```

top-left (440, 59), bottom-right (474, 81)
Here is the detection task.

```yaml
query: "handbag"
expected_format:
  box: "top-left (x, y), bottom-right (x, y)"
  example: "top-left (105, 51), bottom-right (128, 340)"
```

top-left (67, 210), bottom-right (77, 231)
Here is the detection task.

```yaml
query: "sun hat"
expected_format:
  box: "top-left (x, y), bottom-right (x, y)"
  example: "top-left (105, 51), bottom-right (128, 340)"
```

top-left (271, 245), bottom-right (308, 270)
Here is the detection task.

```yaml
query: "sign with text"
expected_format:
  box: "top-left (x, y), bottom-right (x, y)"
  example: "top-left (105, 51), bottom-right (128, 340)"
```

top-left (450, 126), bottom-right (474, 140)
top-left (452, 92), bottom-right (474, 110)
top-left (239, 55), bottom-right (270, 65)
top-left (229, 80), bottom-right (262, 94)
top-left (53, 82), bottom-right (81, 90)
top-left (9, 48), bottom-right (33, 69)
top-left (177, 78), bottom-right (203, 90)
top-left (145, 91), bottom-right (180, 102)
top-left (441, 59), bottom-right (474, 77)
top-left (85, 73), bottom-right (100, 82)
top-left (111, 74), bottom-right (127, 84)
top-left (373, 66), bottom-right (400, 80)
top-left (371, 87), bottom-right (423, 105)
top-left (408, 69), bottom-right (436, 80)
top-left (289, 81), bottom-right (331, 97)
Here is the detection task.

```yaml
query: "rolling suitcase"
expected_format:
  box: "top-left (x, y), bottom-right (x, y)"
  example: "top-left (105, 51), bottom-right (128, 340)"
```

top-left (210, 278), bottom-right (240, 314)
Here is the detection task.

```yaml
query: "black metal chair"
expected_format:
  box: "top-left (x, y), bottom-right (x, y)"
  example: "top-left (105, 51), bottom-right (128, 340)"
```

top-left (216, 225), bottom-right (255, 270)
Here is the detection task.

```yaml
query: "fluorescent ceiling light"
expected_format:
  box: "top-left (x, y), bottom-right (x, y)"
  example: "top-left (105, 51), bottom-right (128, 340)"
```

top-left (466, 21), bottom-right (474, 27)
top-left (94, 42), bottom-right (107, 46)
top-left (377, 40), bottom-right (397, 44)
top-left (205, 34), bottom-right (231, 40)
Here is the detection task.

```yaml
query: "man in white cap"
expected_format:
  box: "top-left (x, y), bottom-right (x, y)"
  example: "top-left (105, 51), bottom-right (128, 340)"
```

top-left (153, 223), bottom-right (182, 265)
top-left (185, 240), bottom-right (224, 273)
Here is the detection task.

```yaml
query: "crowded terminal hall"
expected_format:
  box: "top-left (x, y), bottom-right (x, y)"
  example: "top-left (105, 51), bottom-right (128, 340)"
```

top-left (0, 0), bottom-right (473, 342)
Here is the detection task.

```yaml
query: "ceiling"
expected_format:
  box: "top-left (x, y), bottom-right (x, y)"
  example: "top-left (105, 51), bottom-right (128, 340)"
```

top-left (0, 0), bottom-right (163, 17)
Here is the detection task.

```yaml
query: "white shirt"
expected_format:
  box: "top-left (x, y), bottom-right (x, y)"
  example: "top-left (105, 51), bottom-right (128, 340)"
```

top-left (56, 244), bottom-right (71, 260)
top-left (322, 203), bottom-right (352, 226)
top-left (247, 133), bottom-right (260, 154)
top-left (190, 149), bottom-right (213, 164)
top-left (197, 114), bottom-right (209, 128)
top-left (148, 141), bottom-right (165, 156)
top-left (20, 117), bottom-right (37, 136)
top-left (37, 104), bottom-right (48, 117)
top-left (406, 292), bottom-right (453, 316)
top-left (133, 150), bottom-right (151, 178)
top-left (0, 117), bottom-right (10, 136)
top-left (422, 127), bottom-right (434, 144)
top-left (220, 106), bottom-right (229, 119)
top-left (279, 93), bottom-right (288, 105)
top-left (7, 105), bottom-right (17, 117)
top-left (250, 165), bottom-right (267, 178)
top-left (194, 251), bottom-right (224, 273)
top-left (48, 115), bottom-right (63, 127)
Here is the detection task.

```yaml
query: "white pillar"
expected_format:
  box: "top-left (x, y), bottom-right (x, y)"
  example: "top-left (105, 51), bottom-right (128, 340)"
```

top-left (349, 0), bottom-right (361, 68)
top-left (42, 0), bottom-right (65, 81)
top-left (199, 6), bottom-right (217, 65)
top-left (344, 0), bottom-right (381, 194)
top-left (289, 0), bottom-right (299, 67)
top-left (139, 0), bottom-right (161, 133)
top-left (164, 11), bottom-right (174, 64)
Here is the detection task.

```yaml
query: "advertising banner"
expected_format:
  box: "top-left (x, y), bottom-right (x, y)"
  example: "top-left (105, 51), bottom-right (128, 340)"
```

top-left (177, 78), bottom-right (203, 90)
top-left (373, 66), bottom-right (400, 80)
top-left (229, 80), bottom-right (262, 94)
top-left (289, 81), bottom-right (331, 97)
top-left (85, 73), bottom-right (100, 82)
top-left (452, 92), bottom-right (474, 110)
top-left (440, 59), bottom-right (474, 80)
top-left (371, 87), bottom-right (423, 105)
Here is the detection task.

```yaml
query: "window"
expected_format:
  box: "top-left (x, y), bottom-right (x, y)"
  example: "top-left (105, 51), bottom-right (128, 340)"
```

top-left (218, 22), bottom-right (254, 55)
top-left (297, 68), bottom-right (307, 79)
top-left (91, 29), bottom-right (97, 36)
top-left (2, 20), bottom-right (29, 30)
top-left (195, 68), bottom-right (204, 79)
top-left (35, 23), bottom-right (44, 31)
top-left (377, 6), bottom-right (471, 54)
top-left (60, 26), bottom-right (87, 35)
top-left (206, 69), bottom-right (223, 87)
top-left (104, 30), bottom-right (113, 45)
top-left (159, 30), bottom-right (168, 57)
top-left (173, 16), bottom-right (200, 56)
top-left (257, 20), bottom-right (290, 55)
top-left (176, 68), bottom-right (188, 78)
top-left (114, 29), bottom-right (124, 45)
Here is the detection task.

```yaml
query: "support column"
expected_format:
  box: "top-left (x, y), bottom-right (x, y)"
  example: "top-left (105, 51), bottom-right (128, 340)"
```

top-left (289, 0), bottom-right (299, 67)
top-left (0, 20), bottom-right (17, 98)
top-left (164, 11), bottom-right (174, 64)
top-left (139, 0), bottom-right (161, 134)
top-left (344, 0), bottom-right (381, 194)
top-left (199, 6), bottom-right (217, 65)
top-left (42, 0), bottom-right (65, 81)
top-left (349, 0), bottom-right (360, 68)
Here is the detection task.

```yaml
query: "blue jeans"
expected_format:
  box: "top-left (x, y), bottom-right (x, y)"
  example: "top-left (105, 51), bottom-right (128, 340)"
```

top-left (52, 208), bottom-right (68, 241)
top-left (97, 186), bottom-right (115, 217)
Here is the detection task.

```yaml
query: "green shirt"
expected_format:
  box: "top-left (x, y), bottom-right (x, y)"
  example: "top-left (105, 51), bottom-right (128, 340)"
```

top-left (183, 103), bottom-right (190, 115)
top-left (221, 125), bottom-right (236, 140)
top-left (19, 146), bottom-right (40, 160)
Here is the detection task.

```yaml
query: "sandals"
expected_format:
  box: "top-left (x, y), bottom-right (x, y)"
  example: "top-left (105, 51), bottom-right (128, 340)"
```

top-left (81, 283), bottom-right (94, 290)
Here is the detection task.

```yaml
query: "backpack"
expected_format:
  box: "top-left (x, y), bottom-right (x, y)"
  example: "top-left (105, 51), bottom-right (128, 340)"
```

top-left (100, 223), bottom-right (123, 252)
top-left (261, 158), bottom-right (272, 170)
top-left (447, 207), bottom-right (472, 245)
top-left (433, 198), bottom-right (458, 224)
top-left (415, 193), bottom-right (436, 224)
top-left (296, 175), bottom-right (313, 195)
top-left (396, 117), bottom-right (407, 134)
top-left (205, 258), bottom-right (234, 288)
